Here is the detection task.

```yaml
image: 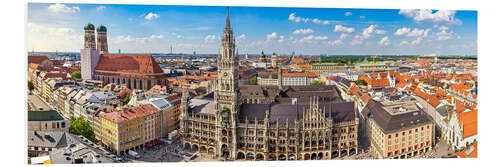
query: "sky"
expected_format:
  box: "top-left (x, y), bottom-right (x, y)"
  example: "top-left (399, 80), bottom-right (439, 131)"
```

top-left (27, 3), bottom-right (477, 55)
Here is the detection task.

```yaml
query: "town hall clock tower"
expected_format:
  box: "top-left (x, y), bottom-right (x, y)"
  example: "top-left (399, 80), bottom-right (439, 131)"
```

top-left (214, 7), bottom-right (241, 160)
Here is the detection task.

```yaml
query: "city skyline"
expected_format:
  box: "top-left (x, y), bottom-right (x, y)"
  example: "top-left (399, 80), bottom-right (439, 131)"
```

top-left (28, 3), bottom-right (477, 55)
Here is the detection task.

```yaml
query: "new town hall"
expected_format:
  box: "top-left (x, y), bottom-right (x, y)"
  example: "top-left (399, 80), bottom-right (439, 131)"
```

top-left (179, 8), bottom-right (359, 161)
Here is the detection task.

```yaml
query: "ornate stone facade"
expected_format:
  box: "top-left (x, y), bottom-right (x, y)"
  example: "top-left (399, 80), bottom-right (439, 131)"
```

top-left (179, 8), bottom-right (359, 161)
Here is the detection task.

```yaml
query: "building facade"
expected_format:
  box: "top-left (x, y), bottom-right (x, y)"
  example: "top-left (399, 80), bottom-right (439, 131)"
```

top-left (362, 100), bottom-right (435, 159)
top-left (80, 23), bottom-right (168, 89)
top-left (179, 8), bottom-right (359, 161)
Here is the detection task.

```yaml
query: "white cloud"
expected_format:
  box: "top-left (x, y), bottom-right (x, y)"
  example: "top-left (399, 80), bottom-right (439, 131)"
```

top-left (236, 34), bottom-right (247, 43)
top-left (328, 40), bottom-right (342, 46)
top-left (204, 34), bottom-right (217, 43)
top-left (27, 22), bottom-right (82, 51)
top-left (150, 34), bottom-right (164, 39)
top-left (359, 16), bottom-right (365, 19)
top-left (411, 37), bottom-right (424, 45)
top-left (435, 26), bottom-right (457, 40)
top-left (394, 27), bottom-right (431, 37)
top-left (351, 35), bottom-right (364, 45)
top-left (299, 35), bottom-right (328, 43)
top-left (192, 26), bottom-right (212, 31)
top-left (96, 6), bottom-right (106, 12)
top-left (278, 36), bottom-right (285, 43)
top-left (400, 40), bottom-right (410, 45)
top-left (334, 25), bottom-right (355, 33)
top-left (114, 34), bottom-right (165, 44)
top-left (115, 35), bottom-right (135, 43)
top-left (266, 32), bottom-right (278, 41)
top-left (145, 12), bottom-right (160, 20)
top-left (378, 36), bottom-right (391, 46)
top-left (344, 12), bottom-right (352, 16)
top-left (394, 27), bottom-right (411, 36)
top-left (398, 9), bottom-right (462, 26)
top-left (293, 28), bottom-right (314, 35)
top-left (48, 3), bottom-right (80, 13)
top-left (339, 33), bottom-right (349, 39)
top-left (362, 25), bottom-right (376, 38)
top-left (349, 25), bottom-right (385, 45)
top-left (375, 30), bottom-right (387, 35)
top-left (288, 12), bottom-right (332, 25)
top-left (168, 32), bottom-right (184, 39)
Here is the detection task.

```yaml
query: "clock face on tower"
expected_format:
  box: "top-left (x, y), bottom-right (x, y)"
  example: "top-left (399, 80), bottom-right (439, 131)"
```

top-left (224, 72), bottom-right (228, 77)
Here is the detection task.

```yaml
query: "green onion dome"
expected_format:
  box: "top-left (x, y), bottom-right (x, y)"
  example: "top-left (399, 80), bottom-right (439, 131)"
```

top-left (84, 22), bottom-right (95, 30)
top-left (96, 25), bottom-right (107, 32)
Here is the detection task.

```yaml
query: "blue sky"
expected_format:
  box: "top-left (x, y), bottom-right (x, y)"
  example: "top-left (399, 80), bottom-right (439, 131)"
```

top-left (27, 3), bottom-right (477, 55)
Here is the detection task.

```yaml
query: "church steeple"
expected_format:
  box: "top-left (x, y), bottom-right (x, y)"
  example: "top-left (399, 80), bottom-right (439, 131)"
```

top-left (215, 7), bottom-right (240, 159)
top-left (225, 7), bottom-right (231, 29)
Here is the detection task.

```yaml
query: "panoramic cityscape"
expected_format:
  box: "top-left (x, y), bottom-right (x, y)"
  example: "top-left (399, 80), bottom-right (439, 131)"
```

top-left (26, 3), bottom-right (477, 164)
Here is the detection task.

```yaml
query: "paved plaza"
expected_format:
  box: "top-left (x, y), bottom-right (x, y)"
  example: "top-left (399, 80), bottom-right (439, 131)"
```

top-left (27, 94), bottom-right (51, 111)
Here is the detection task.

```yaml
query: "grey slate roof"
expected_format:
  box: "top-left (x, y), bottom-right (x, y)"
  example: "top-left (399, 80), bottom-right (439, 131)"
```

top-left (27, 131), bottom-right (78, 148)
top-left (361, 99), bottom-right (432, 133)
top-left (239, 102), bottom-right (356, 125)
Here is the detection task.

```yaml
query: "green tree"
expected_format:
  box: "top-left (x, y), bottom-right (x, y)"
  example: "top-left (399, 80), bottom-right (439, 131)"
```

top-left (355, 79), bottom-right (367, 86)
top-left (28, 80), bottom-right (34, 91)
top-left (71, 71), bottom-right (82, 79)
top-left (121, 93), bottom-right (131, 105)
top-left (69, 117), bottom-right (97, 143)
top-left (309, 80), bottom-right (321, 86)
top-left (249, 76), bottom-right (258, 85)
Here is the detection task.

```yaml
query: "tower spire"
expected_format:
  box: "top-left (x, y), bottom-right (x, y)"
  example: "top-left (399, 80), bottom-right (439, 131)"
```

top-left (226, 6), bottom-right (230, 29)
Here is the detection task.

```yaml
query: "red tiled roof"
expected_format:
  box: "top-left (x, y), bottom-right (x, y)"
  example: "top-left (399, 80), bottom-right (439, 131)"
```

top-left (119, 88), bottom-right (131, 98)
top-left (50, 60), bottom-right (62, 66)
top-left (292, 63), bottom-right (312, 69)
top-left (28, 56), bottom-right (49, 64)
top-left (282, 72), bottom-right (317, 78)
top-left (101, 104), bottom-right (159, 124)
top-left (94, 54), bottom-right (164, 79)
top-left (291, 58), bottom-right (304, 63)
top-left (147, 85), bottom-right (167, 93)
top-left (458, 109), bottom-right (477, 138)
top-left (42, 72), bottom-right (72, 80)
top-left (455, 142), bottom-right (477, 158)
top-left (361, 94), bottom-right (371, 104)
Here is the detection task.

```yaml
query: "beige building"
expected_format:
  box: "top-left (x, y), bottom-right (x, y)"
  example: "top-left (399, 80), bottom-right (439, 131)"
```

top-left (257, 72), bottom-right (279, 86)
top-left (28, 110), bottom-right (69, 132)
top-left (362, 100), bottom-right (434, 159)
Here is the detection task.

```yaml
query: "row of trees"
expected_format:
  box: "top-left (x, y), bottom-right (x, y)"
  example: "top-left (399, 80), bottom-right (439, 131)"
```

top-left (69, 117), bottom-right (97, 143)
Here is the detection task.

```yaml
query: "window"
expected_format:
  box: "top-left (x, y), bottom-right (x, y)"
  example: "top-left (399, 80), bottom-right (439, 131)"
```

top-left (402, 132), bottom-right (405, 136)
top-left (388, 135), bottom-right (391, 139)
top-left (409, 130), bottom-right (412, 134)
top-left (388, 146), bottom-right (391, 150)
top-left (395, 133), bottom-right (399, 137)
top-left (388, 140), bottom-right (391, 145)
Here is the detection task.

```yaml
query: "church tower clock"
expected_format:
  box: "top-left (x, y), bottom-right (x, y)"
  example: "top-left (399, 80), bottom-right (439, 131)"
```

top-left (215, 7), bottom-right (241, 160)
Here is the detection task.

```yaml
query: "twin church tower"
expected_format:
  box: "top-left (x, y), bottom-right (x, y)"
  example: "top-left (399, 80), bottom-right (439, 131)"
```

top-left (80, 23), bottom-right (108, 80)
